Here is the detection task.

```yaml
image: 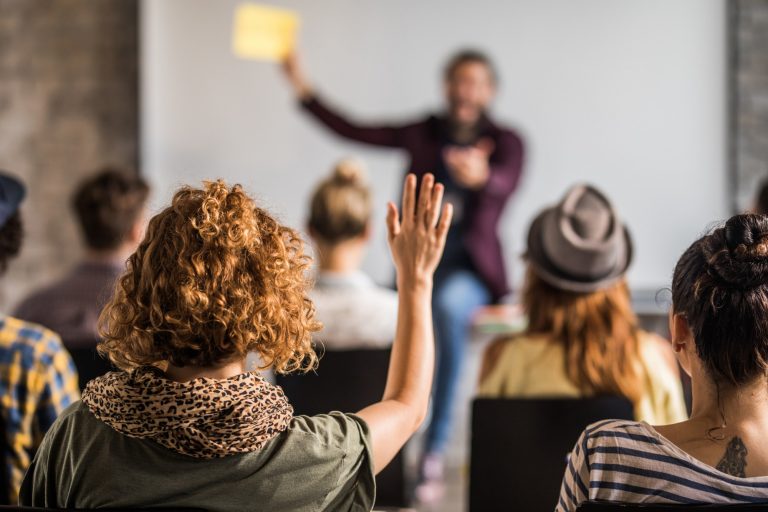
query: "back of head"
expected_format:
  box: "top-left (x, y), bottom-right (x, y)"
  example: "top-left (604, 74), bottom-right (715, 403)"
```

top-left (523, 183), bottom-right (642, 403)
top-left (523, 268), bottom-right (643, 403)
top-left (98, 179), bottom-right (321, 373)
top-left (73, 168), bottom-right (149, 251)
top-left (308, 159), bottom-right (372, 244)
top-left (672, 213), bottom-right (768, 386)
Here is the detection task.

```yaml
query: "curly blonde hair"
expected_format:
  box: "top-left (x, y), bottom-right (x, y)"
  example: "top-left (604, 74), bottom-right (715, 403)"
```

top-left (98, 179), bottom-right (321, 373)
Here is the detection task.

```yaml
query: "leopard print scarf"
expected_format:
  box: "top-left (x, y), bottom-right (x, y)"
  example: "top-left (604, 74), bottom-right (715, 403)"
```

top-left (82, 366), bottom-right (293, 459)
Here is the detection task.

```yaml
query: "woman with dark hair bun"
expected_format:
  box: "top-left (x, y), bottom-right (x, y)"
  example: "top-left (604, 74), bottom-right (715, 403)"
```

top-left (557, 213), bottom-right (768, 510)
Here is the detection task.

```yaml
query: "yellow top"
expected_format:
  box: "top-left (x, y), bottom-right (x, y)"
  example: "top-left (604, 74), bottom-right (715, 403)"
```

top-left (477, 331), bottom-right (688, 426)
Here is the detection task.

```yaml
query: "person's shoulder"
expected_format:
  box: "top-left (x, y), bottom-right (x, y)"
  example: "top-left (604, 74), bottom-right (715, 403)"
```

top-left (485, 117), bottom-right (524, 141)
top-left (478, 334), bottom-right (542, 386)
top-left (14, 274), bottom-right (77, 316)
top-left (493, 333), bottom-right (549, 353)
top-left (285, 413), bottom-right (370, 453)
top-left (0, 315), bottom-right (65, 354)
top-left (581, 418), bottom-right (658, 447)
top-left (35, 401), bottom-right (103, 457)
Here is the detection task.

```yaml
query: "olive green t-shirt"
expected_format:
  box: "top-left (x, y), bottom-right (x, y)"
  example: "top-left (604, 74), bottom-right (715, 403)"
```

top-left (20, 401), bottom-right (375, 511)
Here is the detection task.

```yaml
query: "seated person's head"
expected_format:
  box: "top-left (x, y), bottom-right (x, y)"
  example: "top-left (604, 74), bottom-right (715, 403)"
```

top-left (524, 184), bottom-right (642, 402)
top-left (0, 173), bottom-right (25, 276)
top-left (307, 159), bottom-right (372, 269)
top-left (671, 213), bottom-right (768, 390)
top-left (73, 168), bottom-right (149, 258)
top-left (97, 180), bottom-right (320, 373)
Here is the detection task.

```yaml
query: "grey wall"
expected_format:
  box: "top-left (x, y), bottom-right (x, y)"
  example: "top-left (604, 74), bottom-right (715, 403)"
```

top-left (0, 0), bottom-right (139, 309)
top-left (143, 0), bottom-right (728, 293)
top-left (731, 0), bottom-right (768, 211)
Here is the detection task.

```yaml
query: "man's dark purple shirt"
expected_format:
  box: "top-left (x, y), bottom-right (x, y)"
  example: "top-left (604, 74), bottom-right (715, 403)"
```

top-left (302, 95), bottom-right (525, 301)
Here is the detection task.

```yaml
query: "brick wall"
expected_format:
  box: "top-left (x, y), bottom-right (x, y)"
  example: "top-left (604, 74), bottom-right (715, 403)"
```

top-left (731, 0), bottom-right (768, 212)
top-left (0, 0), bottom-right (139, 310)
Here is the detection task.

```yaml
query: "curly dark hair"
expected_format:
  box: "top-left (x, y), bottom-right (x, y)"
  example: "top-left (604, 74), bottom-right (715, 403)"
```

top-left (0, 212), bottom-right (23, 275)
top-left (672, 213), bottom-right (768, 386)
top-left (73, 168), bottom-right (149, 250)
top-left (98, 179), bottom-right (321, 373)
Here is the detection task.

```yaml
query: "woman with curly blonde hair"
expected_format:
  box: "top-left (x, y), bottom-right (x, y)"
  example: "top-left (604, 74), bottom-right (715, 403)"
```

top-left (21, 174), bottom-right (452, 511)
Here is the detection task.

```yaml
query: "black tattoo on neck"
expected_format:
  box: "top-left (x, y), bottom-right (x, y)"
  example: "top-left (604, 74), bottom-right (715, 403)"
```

top-left (716, 436), bottom-right (748, 477)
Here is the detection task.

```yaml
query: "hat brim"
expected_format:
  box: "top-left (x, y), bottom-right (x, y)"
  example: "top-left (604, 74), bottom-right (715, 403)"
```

top-left (525, 208), bottom-right (633, 293)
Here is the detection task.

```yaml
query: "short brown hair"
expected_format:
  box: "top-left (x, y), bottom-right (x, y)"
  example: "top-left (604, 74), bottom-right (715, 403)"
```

top-left (672, 213), bottom-right (768, 386)
top-left (308, 159), bottom-right (371, 244)
top-left (98, 179), bottom-right (321, 373)
top-left (444, 49), bottom-right (497, 83)
top-left (73, 168), bottom-right (149, 250)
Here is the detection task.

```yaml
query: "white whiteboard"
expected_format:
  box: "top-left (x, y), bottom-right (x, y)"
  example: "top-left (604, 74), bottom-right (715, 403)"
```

top-left (141, 0), bottom-right (727, 292)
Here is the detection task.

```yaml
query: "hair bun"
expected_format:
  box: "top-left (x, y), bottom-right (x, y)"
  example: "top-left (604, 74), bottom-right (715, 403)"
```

top-left (725, 214), bottom-right (768, 261)
top-left (331, 158), bottom-right (367, 186)
top-left (710, 214), bottom-right (768, 288)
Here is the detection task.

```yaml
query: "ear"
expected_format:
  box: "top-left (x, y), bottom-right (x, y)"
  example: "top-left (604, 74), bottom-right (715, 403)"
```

top-left (670, 311), bottom-right (694, 376)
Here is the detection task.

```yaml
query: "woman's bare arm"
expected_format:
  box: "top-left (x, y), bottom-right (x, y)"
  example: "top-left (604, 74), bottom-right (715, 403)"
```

top-left (356, 173), bottom-right (451, 474)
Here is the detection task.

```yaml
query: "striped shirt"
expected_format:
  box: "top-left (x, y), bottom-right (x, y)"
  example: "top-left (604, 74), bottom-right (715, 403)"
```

top-left (557, 419), bottom-right (768, 511)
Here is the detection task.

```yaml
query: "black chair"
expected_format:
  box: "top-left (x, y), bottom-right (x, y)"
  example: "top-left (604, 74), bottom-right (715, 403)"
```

top-left (576, 502), bottom-right (768, 511)
top-left (275, 348), bottom-right (407, 508)
top-left (469, 397), bottom-right (635, 512)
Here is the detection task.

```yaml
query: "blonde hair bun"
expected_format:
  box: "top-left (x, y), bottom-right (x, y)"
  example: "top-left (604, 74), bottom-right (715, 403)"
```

top-left (332, 158), bottom-right (368, 186)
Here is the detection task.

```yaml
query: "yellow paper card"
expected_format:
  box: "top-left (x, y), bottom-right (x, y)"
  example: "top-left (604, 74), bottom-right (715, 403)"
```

top-left (232, 3), bottom-right (299, 61)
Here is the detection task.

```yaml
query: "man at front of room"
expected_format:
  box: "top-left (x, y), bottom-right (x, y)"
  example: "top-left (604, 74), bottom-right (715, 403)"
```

top-left (283, 49), bottom-right (524, 501)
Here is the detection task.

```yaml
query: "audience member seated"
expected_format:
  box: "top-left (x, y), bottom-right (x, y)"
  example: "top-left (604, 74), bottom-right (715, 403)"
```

top-left (478, 184), bottom-right (687, 425)
top-left (20, 174), bottom-right (452, 511)
top-left (557, 213), bottom-right (768, 510)
top-left (307, 159), bottom-right (397, 350)
top-left (14, 169), bottom-right (149, 388)
top-left (0, 172), bottom-right (79, 504)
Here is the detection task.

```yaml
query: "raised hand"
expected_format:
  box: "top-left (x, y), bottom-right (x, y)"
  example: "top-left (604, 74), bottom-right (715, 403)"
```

top-left (386, 174), bottom-right (453, 288)
top-left (282, 51), bottom-right (313, 101)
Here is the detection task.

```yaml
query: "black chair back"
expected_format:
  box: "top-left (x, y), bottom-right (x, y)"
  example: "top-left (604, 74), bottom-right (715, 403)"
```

top-left (275, 348), bottom-right (406, 508)
top-left (577, 502), bottom-right (768, 511)
top-left (469, 397), bottom-right (635, 512)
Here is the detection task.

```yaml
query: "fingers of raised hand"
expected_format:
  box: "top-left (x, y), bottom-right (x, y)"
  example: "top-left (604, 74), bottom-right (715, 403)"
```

top-left (417, 174), bottom-right (435, 225)
top-left (401, 174), bottom-right (417, 225)
top-left (386, 202), bottom-right (401, 241)
top-left (426, 183), bottom-right (444, 229)
top-left (436, 203), bottom-right (453, 245)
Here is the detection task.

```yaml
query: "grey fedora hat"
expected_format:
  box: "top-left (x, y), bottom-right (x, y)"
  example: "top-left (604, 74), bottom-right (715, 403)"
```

top-left (526, 183), bottom-right (632, 293)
